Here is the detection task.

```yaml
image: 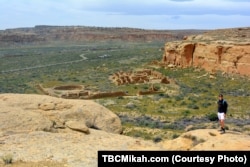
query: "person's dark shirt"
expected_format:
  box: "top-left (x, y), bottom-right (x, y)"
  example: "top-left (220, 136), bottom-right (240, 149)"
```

top-left (218, 99), bottom-right (228, 114)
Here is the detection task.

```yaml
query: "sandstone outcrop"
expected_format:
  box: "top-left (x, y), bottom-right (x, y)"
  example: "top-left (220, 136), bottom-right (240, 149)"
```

top-left (65, 120), bottom-right (90, 134)
top-left (162, 27), bottom-right (250, 76)
top-left (0, 93), bottom-right (122, 134)
top-left (0, 94), bottom-right (249, 167)
top-left (160, 129), bottom-right (250, 151)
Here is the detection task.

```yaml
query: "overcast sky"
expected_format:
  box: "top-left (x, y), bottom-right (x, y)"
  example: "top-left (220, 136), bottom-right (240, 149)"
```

top-left (0, 0), bottom-right (249, 30)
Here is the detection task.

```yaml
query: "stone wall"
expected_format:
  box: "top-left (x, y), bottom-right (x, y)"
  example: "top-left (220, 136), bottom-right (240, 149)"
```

top-left (38, 84), bottom-right (129, 99)
top-left (109, 69), bottom-right (170, 85)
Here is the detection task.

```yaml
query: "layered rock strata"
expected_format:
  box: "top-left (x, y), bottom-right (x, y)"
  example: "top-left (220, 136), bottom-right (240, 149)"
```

top-left (162, 27), bottom-right (250, 76)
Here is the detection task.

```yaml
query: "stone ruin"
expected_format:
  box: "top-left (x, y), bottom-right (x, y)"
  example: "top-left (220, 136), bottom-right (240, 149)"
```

top-left (108, 69), bottom-right (171, 96)
top-left (37, 69), bottom-right (170, 99)
top-left (38, 84), bottom-right (128, 99)
top-left (109, 68), bottom-right (170, 85)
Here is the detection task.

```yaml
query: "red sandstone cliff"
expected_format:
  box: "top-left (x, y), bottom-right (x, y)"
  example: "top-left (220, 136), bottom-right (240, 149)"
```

top-left (162, 27), bottom-right (250, 76)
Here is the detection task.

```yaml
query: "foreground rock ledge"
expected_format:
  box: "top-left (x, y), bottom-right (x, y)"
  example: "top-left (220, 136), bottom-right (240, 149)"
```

top-left (0, 93), bottom-right (122, 134)
top-left (0, 94), bottom-right (249, 167)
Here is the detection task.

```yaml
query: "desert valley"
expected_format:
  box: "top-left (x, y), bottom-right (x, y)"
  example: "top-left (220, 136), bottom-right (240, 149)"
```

top-left (0, 26), bottom-right (250, 167)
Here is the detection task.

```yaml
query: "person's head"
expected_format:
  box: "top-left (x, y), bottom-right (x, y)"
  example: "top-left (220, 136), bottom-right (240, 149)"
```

top-left (219, 94), bottom-right (223, 99)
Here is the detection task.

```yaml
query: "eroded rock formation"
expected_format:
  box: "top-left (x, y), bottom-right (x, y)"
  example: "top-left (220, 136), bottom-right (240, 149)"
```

top-left (162, 27), bottom-right (250, 76)
top-left (0, 94), bottom-right (122, 134)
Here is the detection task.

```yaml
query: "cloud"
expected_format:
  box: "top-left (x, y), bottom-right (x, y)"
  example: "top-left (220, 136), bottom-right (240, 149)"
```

top-left (0, 0), bottom-right (249, 30)
top-left (75, 0), bottom-right (250, 16)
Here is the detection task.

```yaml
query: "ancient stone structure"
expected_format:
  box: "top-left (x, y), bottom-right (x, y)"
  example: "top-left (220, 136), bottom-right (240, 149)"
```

top-left (38, 69), bottom-right (170, 99)
top-left (109, 69), bottom-right (170, 85)
top-left (162, 27), bottom-right (250, 76)
top-left (39, 84), bottom-right (128, 99)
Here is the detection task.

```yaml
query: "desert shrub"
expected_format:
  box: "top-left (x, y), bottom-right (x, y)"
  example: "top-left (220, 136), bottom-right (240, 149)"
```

top-left (155, 85), bottom-right (161, 90)
top-left (152, 95), bottom-right (161, 101)
top-left (133, 86), bottom-right (138, 89)
top-left (172, 133), bottom-right (180, 139)
top-left (121, 115), bottom-right (167, 129)
top-left (187, 104), bottom-right (199, 110)
top-left (125, 129), bottom-right (152, 140)
top-left (180, 101), bottom-right (187, 106)
top-left (182, 110), bottom-right (191, 117)
top-left (175, 95), bottom-right (184, 101)
top-left (153, 136), bottom-right (163, 143)
top-left (164, 123), bottom-right (184, 130)
top-left (183, 134), bottom-right (196, 140)
top-left (117, 96), bottom-right (124, 99)
top-left (201, 102), bottom-right (212, 108)
top-left (159, 105), bottom-right (165, 109)
top-left (125, 102), bottom-right (137, 109)
top-left (188, 96), bottom-right (197, 103)
top-left (142, 85), bottom-right (149, 90)
top-left (58, 77), bottom-right (64, 81)
top-left (1, 154), bottom-right (13, 164)
top-left (207, 112), bottom-right (218, 121)
top-left (157, 109), bottom-right (164, 114)
top-left (189, 124), bottom-right (207, 130)
top-left (158, 93), bottom-right (165, 97)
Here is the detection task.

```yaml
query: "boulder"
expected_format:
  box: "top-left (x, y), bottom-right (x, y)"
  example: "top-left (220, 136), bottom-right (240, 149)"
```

top-left (60, 103), bottom-right (122, 134)
top-left (0, 94), bottom-right (122, 134)
top-left (65, 120), bottom-right (90, 134)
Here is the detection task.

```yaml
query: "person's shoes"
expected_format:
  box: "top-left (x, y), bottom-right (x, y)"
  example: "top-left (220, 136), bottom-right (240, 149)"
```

top-left (220, 128), bottom-right (226, 134)
top-left (218, 127), bottom-right (223, 132)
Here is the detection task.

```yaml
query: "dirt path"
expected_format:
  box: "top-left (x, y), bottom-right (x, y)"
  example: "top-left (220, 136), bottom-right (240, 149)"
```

top-left (1, 53), bottom-right (88, 73)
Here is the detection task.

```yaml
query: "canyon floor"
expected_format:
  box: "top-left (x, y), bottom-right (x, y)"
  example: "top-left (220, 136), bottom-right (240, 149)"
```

top-left (1, 26), bottom-right (250, 167)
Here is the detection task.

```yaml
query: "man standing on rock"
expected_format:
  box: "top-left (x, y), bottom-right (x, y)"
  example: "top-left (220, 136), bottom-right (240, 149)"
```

top-left (217, 94), bottom-right (228, 134)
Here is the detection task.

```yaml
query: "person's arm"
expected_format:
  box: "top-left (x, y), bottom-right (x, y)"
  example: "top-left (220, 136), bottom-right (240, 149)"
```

top-left (224, 100), bottom-right (228, 114)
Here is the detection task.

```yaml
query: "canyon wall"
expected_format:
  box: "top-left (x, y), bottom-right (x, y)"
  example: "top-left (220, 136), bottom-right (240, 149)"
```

top-left (162, 27), bottom-right (250, 76)
top-left (0, 25), bottom-right (204, 46)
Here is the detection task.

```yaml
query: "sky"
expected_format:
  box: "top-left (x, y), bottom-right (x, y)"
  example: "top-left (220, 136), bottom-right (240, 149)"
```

top-left (0, 0), bottom-right (249, 30)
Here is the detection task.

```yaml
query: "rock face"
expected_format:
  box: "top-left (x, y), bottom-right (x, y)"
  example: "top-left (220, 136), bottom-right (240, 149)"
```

top-left (0, 26), bottom-right (204, 46)
top-left (0, 93), bottom-right (122, 134)
top-left (160, 129), bottom-right (250, 151)
top-left (0, 94), bottom-right (249, 166)
top-left (162, 27), bottom-right (250, 76)
top-left (0, 93), bottom-right (163, 167)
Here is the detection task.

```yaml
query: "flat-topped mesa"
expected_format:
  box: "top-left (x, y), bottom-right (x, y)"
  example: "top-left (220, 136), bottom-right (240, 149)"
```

top-left (0, 25), bottom-right (205, 46)
top-left (162, 27), bottom-right (250, 76)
